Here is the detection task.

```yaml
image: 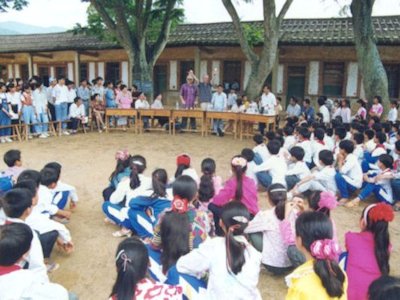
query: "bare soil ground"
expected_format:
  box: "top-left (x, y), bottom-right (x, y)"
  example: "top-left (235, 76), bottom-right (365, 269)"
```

top-left (1, 132), bottom-right (399, 300)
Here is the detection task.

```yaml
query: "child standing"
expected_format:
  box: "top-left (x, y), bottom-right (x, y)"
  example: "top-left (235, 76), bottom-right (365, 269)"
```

top-left (345, 203), bottom-right (394, 300)
top-left (286, 211), bottom-right (346, 299)
top-left (211, 85), bottom-right (227, 136)
top-left (115, 84), bottom-right (132, 128)
top-left (387, 100), bottom-right (398, 123)
top-left (177, 201), bottom-right (262, 300)
top-left (0, 83), bottom-right (13, 143)
top-left (369, 96), bottom-right (384, 119)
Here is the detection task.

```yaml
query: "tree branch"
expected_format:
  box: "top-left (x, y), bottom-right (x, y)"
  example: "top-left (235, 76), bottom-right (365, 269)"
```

top-left (277, 0), bottom-right (294, 26)
top-left (89, 0), bottom-right (118, 36)
top-left (142, 0), bottom-right (153, 33)
top-left (221, 0), bottom-right (258, 63)
top-left (150, 0), bottom-right (177, 66)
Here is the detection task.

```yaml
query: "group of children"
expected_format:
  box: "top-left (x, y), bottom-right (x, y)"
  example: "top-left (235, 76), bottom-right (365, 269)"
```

top-left (0, 149), bottom-right (78, 299)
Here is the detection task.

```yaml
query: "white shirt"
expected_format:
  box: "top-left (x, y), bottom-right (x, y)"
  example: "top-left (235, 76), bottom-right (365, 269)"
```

top-left (254, 155), bottom-right (288, 186)
top-left (36, 185), bottom-right (59, 216)
top-left (339, 153), bottom-right (363, 188)
top-left (311, 140), bottom-right (328, 167)
top-left (135, 99), bottom-right (150, 109)
top-left (0, 268), bottom-right (68, 300)
top-left (253, 144), bottom-right (269, 163)
top-left (388, 108), bottom-right (398, 123)
top-left (283, 135), bottom-right (297, 150)
top-left (333, 107), bottom-right (351, 123)
top-left (319, 105), bottom-right (330, 123)
top-left (32, 88), bottom-right (48, 114)
top-left (260, 92), bottom-right (277, 115)
top-left (52, 84), bottom-right (69, 105)
top-left (313, 166), bottom-right (337, 193)
top-left (324, 136), bottom-right (335, 151)
top-left (211, 92), bottom-right (227, 111)
top-left (6, 91), bottom-right (21, 106)
top-left (365, 139), bottom-right (376, 153)
top-left (66, 88), bottom-right (77, 104)
top-left (151, 99), bottom-right (163, 109)
top-left (69, 103), bottom-right (86, 118)
top-left (245, 161), bottom-right (258, 185)
top-left (297, 140), bottom-right (313, 164)
top-left (110, 175), bottom-right (152, 206)
top-left (177, 236), bottom-right (262, 300)
top-left (286, 161), bottom-right (311, 179)
top-left (353, 144), bottom-right (364, 163)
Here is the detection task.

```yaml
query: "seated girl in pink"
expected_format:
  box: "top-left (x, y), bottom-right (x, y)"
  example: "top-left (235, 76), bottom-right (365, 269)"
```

top-left (345, 203), bottom-right (394, 300)
top-left (115, 84), bottom-right (132, 128)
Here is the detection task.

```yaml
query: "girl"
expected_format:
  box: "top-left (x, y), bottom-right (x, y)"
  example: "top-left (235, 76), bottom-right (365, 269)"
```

top-left (0, 83), bottom-right (13, 143)
top-left (200, 157), bottom-right (222, 199)
top-left (102, 150), bottom-right (132, 201)
top-left (369, 96), bottom-right (384, 119)
top-left (171, 154), bottom-right (199, 184)
top-left (209, 155), bottom-right (259, 236)
top-left (354, 99), bottom-right (367, 121)
top-left (246, 184), bottom-right (296, 275)
top-left (128, 168), bottom-right (172, 238)
top-left (103, 155), bottom-right (152, 237)
top-left (387, 100), bottom-right (398, 123)
top-left (20, 84), bottom-right (39, 138)
top-left (177, 201), bottom-right (262, 300)
top-left (109, 237), bottom-right (182, 300)
top-left (115, 84), bottom-right (132, 129)
top-left (286, 211), bottom-right (347, 300)
top-left (151, 94), bottom-right (168, 127)
top-left (332, 99), bottom-right (351, 124)
top-left (345, 203), bottom-right (394, 300)
top-left (91, 93), bottom-right (106, 133)
top-left (105, 81), bottom-right (116, 108)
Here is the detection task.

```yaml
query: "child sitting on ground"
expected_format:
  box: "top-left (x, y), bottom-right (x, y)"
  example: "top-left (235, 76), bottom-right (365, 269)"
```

top-left (3, 149), bottom-right (25, 182)
top-left (171, 154), bottom-right (199, 184)
top-left (296, 127), bottom-right (313, 168)
top-left (252, 134), bottom-right (269, 164)
top-left (285, 146), bottom-right (311, 190)
top-left (362, 131), bottom-right (387, 173)
top-left (241, 148), bottom-right (258, 185)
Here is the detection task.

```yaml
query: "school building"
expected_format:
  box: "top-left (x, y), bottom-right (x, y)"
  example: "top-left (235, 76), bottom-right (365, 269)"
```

top-left (1, 16), bottom-right (400, 106)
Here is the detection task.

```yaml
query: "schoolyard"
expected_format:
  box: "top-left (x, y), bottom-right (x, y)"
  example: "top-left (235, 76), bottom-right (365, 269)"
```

top-left (1, 132), bottom-right (399, 299)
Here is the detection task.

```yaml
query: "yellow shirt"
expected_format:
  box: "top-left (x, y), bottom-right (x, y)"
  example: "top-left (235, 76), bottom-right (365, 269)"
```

top-left (285, 260), bottom-right (348, 300)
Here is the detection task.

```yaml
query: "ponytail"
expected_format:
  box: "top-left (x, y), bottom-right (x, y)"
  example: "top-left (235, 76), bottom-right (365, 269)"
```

top-left (225, 226), bottom-right (246, 275)
top-left (234, 165), bottom-right (244, 202)
top-left (174, 164), bottom-right (188, 179)
top-left (314, 259), bottom-right (346, 298)
top-left (198, 173), bottom-right (215, 203)
top-left (129, 155), bottom-right (146, 190)
top-left (267, 184), bottom-right (287, 221)
top-left (151, 169), bottom-right (168, 199)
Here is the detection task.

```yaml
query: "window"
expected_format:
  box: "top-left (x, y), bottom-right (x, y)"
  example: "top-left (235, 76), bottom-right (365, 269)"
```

top-left (79, 63), bottom-right (88, 82)
top-left (0, 65), bottom-right (7, 82)
top-left (323, 62), bottom-right (344, 96)
top-left (385, 65), bottom-right (400, 99)
top-left (38, 66), bottom-right (50, 87)
top-left (153, 64), bottom-right (167, 97)
top-left (106, 62), bottom-right (120, 84)
top-left (223, 61), bottom-right (242, 91)
top-left (20, 64), bottom-right (29, 80)
top-left (179, 61), bottom-right (194, 86)
top-left (55, 66), bottom-right (66, 79)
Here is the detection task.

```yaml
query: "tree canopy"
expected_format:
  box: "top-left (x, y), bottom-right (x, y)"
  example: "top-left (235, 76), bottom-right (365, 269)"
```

top-left (0, 0), bottom-right (28, 12)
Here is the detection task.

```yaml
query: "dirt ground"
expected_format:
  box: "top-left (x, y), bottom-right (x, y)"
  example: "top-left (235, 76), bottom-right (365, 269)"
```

top-left (1, 132), bottom-right (399, 300)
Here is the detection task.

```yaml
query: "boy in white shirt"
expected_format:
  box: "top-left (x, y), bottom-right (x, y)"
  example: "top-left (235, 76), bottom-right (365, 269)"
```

top-left (254, 140), bottom-right (287, 187)
top-left (296, 127), bottom-right (313, 168)
top-left (364, 129), bottom-right (376, 153)
top-left (259, 85), bottom-right (276, 134)
top-left (283, 126), bottom-right (296, 150)
top-left (211, 85), bottom-right (227, 136)
top-left (362, 131), bottom-right (387, 173)
top-left (252, 134), bottom-right (269, 164)
top-left (387, 100), bottom-right (398, 123)
top-left (311, 128), bottom-right (328, 168)
top-left (68, 97), bottom-right (86, 134)
top-left (335, 140), bottom-right (363, 204)
top-left (285, 146), bottom-right (311, 190)
top-left (135, 93), bottom-right (150, 130)
top-left (352, 132), bottom-right (365, 163)
top-left (241, 148), bottom-right (258, 185)
top-left (227, 89), bottom-right (237, 110)
top-left (333, 127), bottom-right (347, 156)
top-left (0, 223), bottom-right (69, 300)
top-left (291, 150), bottom-right (337, 194)
top-left (317, 97), bottom-right (331, 124)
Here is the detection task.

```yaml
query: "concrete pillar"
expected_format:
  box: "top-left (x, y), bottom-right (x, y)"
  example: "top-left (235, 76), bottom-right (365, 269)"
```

top-left (14, 64), bottom-right (20, 78)
top-left (7, 64), bottom-right (13, 79)
top-left (27, 54), bottom-right (33, 78)
top-left (74, 52), bottom-right (80, 83)
top-left (194, 48), bottom-right (201, 79)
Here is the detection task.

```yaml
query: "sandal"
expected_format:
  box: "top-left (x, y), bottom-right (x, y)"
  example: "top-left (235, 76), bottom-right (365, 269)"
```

top-left (345, 200), bottom-right (360, 208)
top-left (104, 217), bottom-right (116, 225)
top-left (393, 204), bottom-right (400, 212)
top-left (112, 228), bottom-right (132, 238)
top-left (338, 198), bottom-right (349, 206)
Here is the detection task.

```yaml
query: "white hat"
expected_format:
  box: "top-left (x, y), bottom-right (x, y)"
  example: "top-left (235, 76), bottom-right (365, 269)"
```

top-left (49, 77), bottom-right (56, 83)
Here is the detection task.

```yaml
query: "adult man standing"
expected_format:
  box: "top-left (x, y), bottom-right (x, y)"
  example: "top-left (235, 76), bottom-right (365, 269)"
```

top-left (180, 75), bottom-right (198, 130)
top-left (211, 84), bottom-right (227, 136)
top-left (259, 85), bottom-right (277, 135)
top-left (77, 79), bottom-right (91, 117)
top-left (198, 74), bottom-right (212, 111)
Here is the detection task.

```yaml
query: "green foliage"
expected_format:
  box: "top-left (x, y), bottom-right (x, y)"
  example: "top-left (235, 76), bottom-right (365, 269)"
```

top-left (0, 0), bottom-right (28, 12)
top-left (242, 23), bottom-right (264, 47)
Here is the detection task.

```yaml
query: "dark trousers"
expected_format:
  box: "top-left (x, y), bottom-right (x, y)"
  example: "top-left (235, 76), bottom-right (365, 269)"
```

top-left (286, 175), bottom-right (300, 190)
top-left (181, 117), bottom-right (196, 130)
top-left (38, 230), bottom-right (58, 259)
top-left (70, 118), bottom-right (80, 130)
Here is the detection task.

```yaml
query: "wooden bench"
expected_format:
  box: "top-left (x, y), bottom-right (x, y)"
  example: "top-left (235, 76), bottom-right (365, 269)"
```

top-left (239, 113), bottom-right (276, 140)
top-left (0, 123), bottom-right (22, 142)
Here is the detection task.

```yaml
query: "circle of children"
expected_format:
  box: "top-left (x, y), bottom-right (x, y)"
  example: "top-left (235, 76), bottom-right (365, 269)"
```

top-left (0, 75), bottom-right (156, 141)
top-left (1, 92), bottom-right (400, 300)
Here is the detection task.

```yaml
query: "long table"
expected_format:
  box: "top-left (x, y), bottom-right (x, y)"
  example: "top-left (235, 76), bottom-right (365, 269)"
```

top-left (137, 109), bottom-right (172, 134)
top-left (105, 108), bottom-right (138, 133)
top-left (204, 111), bottom-right (239, 139)
top-left (239, 113), bottom-right (276, 139)
top-left (171, 109), bottom-right (205, 136)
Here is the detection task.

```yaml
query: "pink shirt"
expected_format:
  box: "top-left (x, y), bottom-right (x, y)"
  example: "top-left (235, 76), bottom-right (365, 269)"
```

top-left (346, 231), bottom-right (381, 300)
top-left (357, 107), bottom-right (367, 120)
top-left (116, 92), bottom-right (133, 109)
top-left (212, 176), bottom-right (259, 215)
top-left (370, 103), bottom-right (383, 117)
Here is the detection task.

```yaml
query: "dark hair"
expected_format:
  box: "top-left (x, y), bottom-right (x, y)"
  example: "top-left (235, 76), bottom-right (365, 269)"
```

top-left (317, 97), bottom-right (326, 107)
top-left (199, 158), bottom-right (216, 203)
top-left (283, 126), bottom-right (294, 136)
top-left (374, 95), bottom-right (382, 103)
top-left (231, 155), bottom-right (247, 202)
top-left (129, 155), bottom-right (147, 190)
top-left (110, 156), bottom-right (131, 182)
top-left (363, 207), bottom-right (391, 275)
top-left (44, 162), bottom-right (62, 180)
top-left (375, 132), bottom-right (387, 144)
top-left (379, 154), bottom-right (394, 169)
top-left (174, 154), bottom-right (191, 179)
top-left (353, 132), bottom-right (364, 145)
top-left (305, 191), bottom-right (331, 216)
top-left (17, 170), bottom-right (40, 187)
top-left (253, 134), bottom-right (264, 145)
top-left (334, 127), bottom-right (346, 140)
top-left (368, 276), bottom-right (400, 300)
top-left (298, 127), bottom-right (311, 139)
top-left (326, 128), bottom-right (333, 137)
top-left (1, 188), bottom-right (32, 218)
top-left (120, 84), bottom-right (127, 90)
top-left (265, 131), bottom-right (276, 141)
top-left (3, 150), bottom-right (21, 167)
top-left (74, 96), bottom-right (81, 103)
top-left (304, 98), bottom-right (311, 105)
top-left (339, 140), bottom-right (354, 154)
top-left (357, 98), bottom-right (367, 108)
top-left (295, 212), bottom-right (345, 298)
top-left (365, 129), bottom-right (375, 140)
top-left (395, 140), bottom-right (400, 152)
top-left (241, 148), bottom-right (255, 162)
top-left (319, 150), bottom-right (334, 166)
top-left (267, 139), bottom-right (281, 155)
top-left (110, 237), bottom-right (149, 300)
top-left (290, 146), bottom-right (305, 161)
top-left (13, 180), bottom-right (37, 197)
top-left (221, 201), bottom-right (250, 275)
top-left (382, 122), bottom-right (392, 134)
top-left (267, 183), bottom-right (286, 220)
top-left (40, 168), bottom-right (59, 187)
top-left (314, 128), bottom-right (325, 141)
top-left (0, 223), bottom-right (33, 266)
top-left (151, 169), bottom-right (168, 199)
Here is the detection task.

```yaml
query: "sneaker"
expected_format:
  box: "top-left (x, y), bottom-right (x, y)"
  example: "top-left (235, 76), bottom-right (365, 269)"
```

top-left (0, 138), bottom-right (5, 143)
top-left (39, 134), bottom-right (47, 139)
top-left (98, 129), bottom-right (103, 133)
top-left (43, 132), bottom-right (50, 137)
top-left (28, 135), bottom-right (33, 139)
top-left (62, 131), bottom-right (70, 136)
top-left (46, 262), bottom-right (60, 273)
top-left (5, 137), bottom-right (13, 143)
top-left (52, 216), bottom-right (70, 224)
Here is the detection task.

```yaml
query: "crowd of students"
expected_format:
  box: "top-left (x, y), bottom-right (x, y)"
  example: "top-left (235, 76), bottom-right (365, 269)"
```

top-left (2, 90), bottom-right (400, 299)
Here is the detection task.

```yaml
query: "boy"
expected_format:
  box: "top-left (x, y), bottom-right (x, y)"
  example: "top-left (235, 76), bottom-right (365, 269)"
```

top-left (362, 131), bottom-right (387, 173)
top-left (352, 132), bottom-right (365, 163)
top-left (0, 223), bottom-right (69, 299)
top-left (3, 149), bottom-right (25, 181)
top-left (252, 134), bottom-right (269, 164)
top-left (68, 96), bottom-right (86, 134)
top-left (333, 127), bottom-right (347, 156)
top-left (335, 140), bottom-right (363, 204)
top-left (311, 128), bottom-right (327, 168)
top-left (44, 162), bottom-right (78, 210)
top-left (283, 126), bottom-right (296, 150)
top-left (291, 150), bottom-right (337, 194)
top-left (364, 129), bottom-right (376, 153)
top-left (346, 154), bottom-right (394, 207)
top-left (285, 146), bottom-right (311, 190)
top-left (296, 127), bottom-right (313, 168)
top-left (254, 139), bottom-right (287, 187)
top-left (241, 148), bottom-right (258, 185)
top-left (227, 89), bottom-right (237, 110)
top-left (0, 188), bottom-right (48, 282)
top-left (211, 85), bottom-right (227, 137)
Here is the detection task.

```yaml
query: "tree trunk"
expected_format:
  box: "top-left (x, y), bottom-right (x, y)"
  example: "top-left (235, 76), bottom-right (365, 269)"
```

top-left (245, 62), bottom-right (274, 101)
top-left (128, 48), bottom-right (154, 101)
top-left (351, 0), bottom-right (389, 112)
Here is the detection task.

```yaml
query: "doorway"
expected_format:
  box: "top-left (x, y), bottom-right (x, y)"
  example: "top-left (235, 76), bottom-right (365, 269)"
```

top-left (153, 64), bottom-right (167, 100)
top-left (286, 66), bottom-right (306, 106)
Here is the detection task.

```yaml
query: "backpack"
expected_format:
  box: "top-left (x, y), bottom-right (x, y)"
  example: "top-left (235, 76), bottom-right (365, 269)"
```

top-left (0, 173), bottom-right (13, 196)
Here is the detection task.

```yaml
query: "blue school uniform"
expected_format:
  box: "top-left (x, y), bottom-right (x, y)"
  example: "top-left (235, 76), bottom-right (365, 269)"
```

top-left (110, 167), bottom-right (131, 189)
top-left (0, 94), bottom-right (11, 137)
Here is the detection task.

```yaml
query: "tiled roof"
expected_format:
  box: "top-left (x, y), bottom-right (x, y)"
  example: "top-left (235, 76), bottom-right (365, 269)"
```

top-left (1, 16), bottom-right (400, 53)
